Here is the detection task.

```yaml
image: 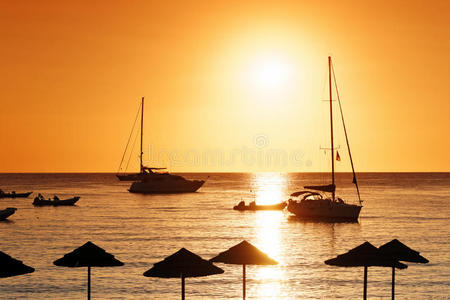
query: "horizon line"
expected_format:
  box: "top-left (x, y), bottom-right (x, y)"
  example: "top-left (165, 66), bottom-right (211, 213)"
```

top-left (0, 171), bottom-right (448, 174)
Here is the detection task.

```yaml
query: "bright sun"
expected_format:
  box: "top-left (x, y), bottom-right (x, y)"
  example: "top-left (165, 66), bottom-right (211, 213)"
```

top-left (248, 56), bottom-right (293, 91)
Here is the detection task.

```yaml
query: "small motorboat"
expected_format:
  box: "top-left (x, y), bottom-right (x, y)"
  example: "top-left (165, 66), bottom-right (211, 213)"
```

top-left (0, 191), bottom-right (33, 199)
top-left (33, 195), bottom-right (80, 207)
top-left (233, 201), bottom-right (287, 211)
top-left (0, 207), bottom-right (17, 220)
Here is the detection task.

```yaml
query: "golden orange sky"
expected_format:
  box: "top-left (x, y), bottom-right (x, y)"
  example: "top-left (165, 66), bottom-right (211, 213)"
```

top-left (1, 0), bottom-right (449, 172)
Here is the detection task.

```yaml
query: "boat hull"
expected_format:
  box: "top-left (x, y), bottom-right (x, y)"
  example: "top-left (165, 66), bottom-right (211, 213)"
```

top-left (129, 180), bottom-right (205, 194)
top-left (233, 202), bottom-right (286, 211)
top-left (0, 192), bottom-right (33, 199)
top-left (116, 173), bottom-right (146, 181)
top-left (287, 199), bottom-right (361, 221)
top-left (0, 207), bottom-right (17, 220)
top-left (33, 197), bottom-right (80, 206)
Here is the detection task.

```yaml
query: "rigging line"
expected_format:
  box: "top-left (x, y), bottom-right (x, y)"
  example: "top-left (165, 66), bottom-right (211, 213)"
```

top-left (331, 62), bottom-right (362, 206)
top-left (117, 102), bottom-right (142, 173)
top-left (125, 119), bottom-right (141, 173)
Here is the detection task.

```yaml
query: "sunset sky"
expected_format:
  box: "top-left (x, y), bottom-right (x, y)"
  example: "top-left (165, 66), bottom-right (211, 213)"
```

top-left (1, 0), bottom-right (449, 172)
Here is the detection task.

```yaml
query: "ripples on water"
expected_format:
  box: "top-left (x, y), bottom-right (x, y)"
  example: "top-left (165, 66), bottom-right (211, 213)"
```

top-left (0, 173), bottom-right (449, 299)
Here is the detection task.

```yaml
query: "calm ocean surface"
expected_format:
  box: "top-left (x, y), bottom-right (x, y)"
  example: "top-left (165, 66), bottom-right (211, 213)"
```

top-left (0, 172), bottom-right (449, 299)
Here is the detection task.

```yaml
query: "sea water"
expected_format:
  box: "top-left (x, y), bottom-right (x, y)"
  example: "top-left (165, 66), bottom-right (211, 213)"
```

top-left (0, 173), bottom-right (449, 299)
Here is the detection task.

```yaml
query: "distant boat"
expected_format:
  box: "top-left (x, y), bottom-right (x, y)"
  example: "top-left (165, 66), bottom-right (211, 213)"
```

top-left (0, 207), bottom-right (17, 220)
top-left (33, 196), bottom-right (80, 207)
top-left (233, 201), bottom-right (286, 211)
top-left (119, 97), bottom-right (205, 194)
top-left (287, 57), bottom-right (362, 221)
top-left (0, 191), bottom-right (32, 199)
top-left (128, 171), bottom-right (205, 194)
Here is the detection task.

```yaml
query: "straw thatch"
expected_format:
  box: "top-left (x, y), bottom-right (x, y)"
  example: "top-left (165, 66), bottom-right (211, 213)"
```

top-left (0, 251), bottom-right (34, 278)
top-left (144, 248), bottom-right (224, 300)
top-left (325, 241), bottom-right (407, 269)
top-left (210, 240), bottom-right (277, 265)
top-left (53, 241), bottom-right (123, 267)
top-left (325, 241), bottom-right (407, 300)
top-left (53, 241), bottom-right (123, 300)
top-left (210, 240), bottom-right (277, 300)
top-left (378, 239), bottom-right (429, 263)
top-left (378, 239), bottom-right (429, 300)
top-left (143, 248), bottom-right (224, 278)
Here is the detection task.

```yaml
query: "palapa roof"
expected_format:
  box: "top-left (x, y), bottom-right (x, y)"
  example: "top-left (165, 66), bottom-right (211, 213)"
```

top-left (143, 248), bottom-right (224, 278)
top-left (210, 240), bottom-right (278, 265)
top-left (325, 241), bottom-right (407, 269)
top-left (0, 251), bottom-right (34, 278)
top-left (53, 241), bottom-right (124, 268)
top-left (378, 239), bottom-right (429, 263)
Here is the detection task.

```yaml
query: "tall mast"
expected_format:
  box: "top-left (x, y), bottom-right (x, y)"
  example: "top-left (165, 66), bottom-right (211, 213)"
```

top-left (328, 56), bottom-right (335, 201)
top-left (140, 97), bottom-right (144, 173)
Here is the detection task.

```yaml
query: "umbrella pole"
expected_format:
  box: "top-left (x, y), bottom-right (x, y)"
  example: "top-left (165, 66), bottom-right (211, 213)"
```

top-left (87, 266), bottom-right (91, 300)
top-left (181, 274), bottom-right (185, 300)
top-left (392, 267), bottom-right (395, 300)
top-left (243, 264), bottom-right (246, 300)
top-left (363, 266), bottom-right (367, 300)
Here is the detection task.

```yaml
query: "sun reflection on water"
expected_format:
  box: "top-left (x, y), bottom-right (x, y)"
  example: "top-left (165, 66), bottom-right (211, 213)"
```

top-left (255, 211), bottom-right (284, 263)
top-left (251, 173), bottom-right (288, 299)
top-left (252, 172), bottom-right (287, 205)
top-left (254, 211), bottom-right (286, 299)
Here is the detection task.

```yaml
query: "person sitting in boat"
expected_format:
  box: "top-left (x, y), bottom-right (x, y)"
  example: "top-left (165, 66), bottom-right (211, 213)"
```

top-left (11, 191), bottom-right (15, 195)
top-left (38, 193), bottom-right (44, 200)
top-left (53, 195), bottom-right (60, 201)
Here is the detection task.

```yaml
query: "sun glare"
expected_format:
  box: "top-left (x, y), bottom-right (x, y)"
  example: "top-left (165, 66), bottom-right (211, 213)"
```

top-left (252, 173), bottom-right (287, 205)
top-left (254, 207), bottom-right (285, 298)
top-left (248, 56), bottom-right (293, 92)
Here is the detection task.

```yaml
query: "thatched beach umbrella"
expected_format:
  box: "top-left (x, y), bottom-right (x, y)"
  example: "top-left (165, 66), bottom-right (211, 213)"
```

top-left (0, 251), bottom-right (34, 278)
top-left (379, 239), bottom-right (429, 300)
top-left (143, 248), bottom-right (224, 300)
top-left (210, 240), bottom-right (278, 300)
top-left (53, 241), bottom-right (124, 300)
top-left (325, 241), bottom-right (407, 300)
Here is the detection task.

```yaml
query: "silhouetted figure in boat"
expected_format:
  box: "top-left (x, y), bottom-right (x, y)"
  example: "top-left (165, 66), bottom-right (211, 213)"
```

top-left (53, 196), bottom-right (60, 201)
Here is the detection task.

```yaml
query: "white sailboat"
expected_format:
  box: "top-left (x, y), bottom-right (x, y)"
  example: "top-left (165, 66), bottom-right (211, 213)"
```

top-left (287, 57), bottom-right (362, 221)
